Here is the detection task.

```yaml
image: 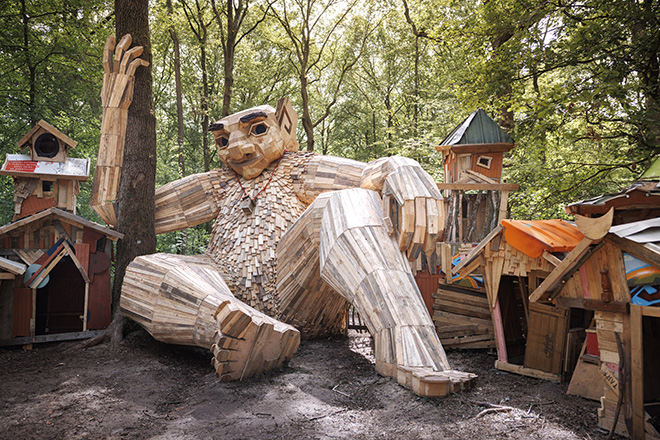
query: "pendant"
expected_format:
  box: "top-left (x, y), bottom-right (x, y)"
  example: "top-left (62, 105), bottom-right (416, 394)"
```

top-left (240, 196), bottom-right (255, 213)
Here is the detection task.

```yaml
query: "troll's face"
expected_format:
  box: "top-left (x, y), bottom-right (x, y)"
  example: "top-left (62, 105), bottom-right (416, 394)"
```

top-left (210, 100), bottom-right (298, 179)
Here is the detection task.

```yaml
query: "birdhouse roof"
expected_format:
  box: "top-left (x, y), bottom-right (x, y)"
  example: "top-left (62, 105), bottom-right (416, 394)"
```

top-left (436, 109), bottom-right (515, 153)
top-left (17, 120), bottom-right (77, 150)
top-left (0, 154), bottom-right (89, 180)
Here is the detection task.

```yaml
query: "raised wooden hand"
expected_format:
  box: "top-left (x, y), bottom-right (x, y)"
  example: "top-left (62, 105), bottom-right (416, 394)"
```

top-left (90, 34), bottom-right (149, 227)
top-left (362, 156), bottom-right (444, 261)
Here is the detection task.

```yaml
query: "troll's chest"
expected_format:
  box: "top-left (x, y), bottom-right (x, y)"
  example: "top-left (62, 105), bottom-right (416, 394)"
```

top-left (205, 155), bottom-right (310, 314)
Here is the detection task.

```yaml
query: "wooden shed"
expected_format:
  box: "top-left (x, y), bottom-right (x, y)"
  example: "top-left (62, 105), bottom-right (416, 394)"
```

top-left (0, 208), bottom-right (123, 347)
top-left (453, 218), bottom-right (587, 381)
top-left (527, 215), bottom-right (660, 439)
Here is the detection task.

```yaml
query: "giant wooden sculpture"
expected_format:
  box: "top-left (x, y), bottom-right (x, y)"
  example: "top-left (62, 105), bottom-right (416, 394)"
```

top-left (93, 35), bottom-right (475, 396)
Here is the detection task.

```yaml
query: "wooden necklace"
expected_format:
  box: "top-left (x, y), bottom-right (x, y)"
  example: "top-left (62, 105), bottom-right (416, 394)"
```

top-left (233, 150), bottom-right (287, 213)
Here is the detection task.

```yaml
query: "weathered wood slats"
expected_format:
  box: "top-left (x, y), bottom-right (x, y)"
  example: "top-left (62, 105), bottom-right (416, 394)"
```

top-left (91, 34), bottom-right (149, 226)
top-left (275, 188), bottom-right (477, 395)
top-left (432, 285), bottom-right (496, 349)
top-left (121, 253), bottom-right (300, 381)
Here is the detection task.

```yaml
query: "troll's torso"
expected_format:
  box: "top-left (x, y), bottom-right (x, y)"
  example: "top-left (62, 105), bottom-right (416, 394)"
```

top-left (204, 151), bottom-right (315, 314)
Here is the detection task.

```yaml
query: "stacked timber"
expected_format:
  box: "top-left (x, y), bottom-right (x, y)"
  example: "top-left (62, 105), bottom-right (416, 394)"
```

top-left (433, 284), bottom-right (495, 349)
top-left (121, 253), bottom-right (300, 381)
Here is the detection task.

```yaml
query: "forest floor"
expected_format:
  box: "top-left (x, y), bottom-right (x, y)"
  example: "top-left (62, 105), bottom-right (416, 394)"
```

top-left (0, 329), bottom-right (619, 440)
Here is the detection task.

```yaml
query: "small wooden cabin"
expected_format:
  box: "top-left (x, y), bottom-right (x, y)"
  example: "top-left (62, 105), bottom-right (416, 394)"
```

top-left (0, 208), bottom-right (123, 346)
top-left (528, 216), bottom-right (660, 439)
top-left (0, 122), bottom-right (122, 347)
top-left (453, 218), bottom-right (586, 381)
top-left (0, 120), bottom-right (89, 220)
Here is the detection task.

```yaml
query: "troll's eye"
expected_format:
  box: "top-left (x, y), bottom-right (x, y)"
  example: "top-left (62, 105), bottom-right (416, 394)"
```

top-left (217, 135), bottom-right (229, 148)
top-left (250, 122), bottom-right (268, 136)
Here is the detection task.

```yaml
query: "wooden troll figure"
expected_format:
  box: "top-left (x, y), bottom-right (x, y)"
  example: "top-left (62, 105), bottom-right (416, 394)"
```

top-left (91, 35), bottom-right (475, 397)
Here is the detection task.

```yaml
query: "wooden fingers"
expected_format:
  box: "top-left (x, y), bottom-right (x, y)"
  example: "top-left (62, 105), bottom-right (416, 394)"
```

top-left (398, 199), bottom-right (414, 251)
top-left (103, 35), bottom-right (116, 75)
top-left (119, 46), bottom-right (145, 75)
top-left (397, 197), bottom-right (441, 259)
top-left (112, 34), bottom-right (132, 73)
top-left (127, 58), bottom-right (149, 77)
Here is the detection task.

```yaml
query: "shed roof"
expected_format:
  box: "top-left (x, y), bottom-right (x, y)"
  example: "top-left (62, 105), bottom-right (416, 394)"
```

top-left (17, 120), bottom-right (77, 150)
top-left (501, 219), bottom-right (585, 258)
top-left (0, 154), bottom-right (89, 180)
top-left (0, 208), bottom-right (123, 241)
top-left (565, 181), bottom-right (660, 216)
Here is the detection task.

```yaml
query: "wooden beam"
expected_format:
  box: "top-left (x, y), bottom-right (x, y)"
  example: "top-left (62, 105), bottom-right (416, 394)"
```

top-left (82, 282), bottom-right (90, 332)
top-left (0, 256), bottom-right (26, 275)
top-left (630, 304), bottom-right (644, 440)
top-left (542, 250), bottom-right (562, 267)
top-left (555, 297), bottom-right (629, 314)
top-left (437, 183), bottom-right (519, 191)
top-left (62, 240), bottom-right (90, 283)
top-left (452, 225), bottom-right (503, 274)
top-left (529, 237), bottom-right (594, 303)
top-left (435, 142), bottom-right (516, 154)
top-left (641, 306), bottom-right (660, 319)
top-left (498, 190), bottom-right (509, 223)
top-left (495, 360), bottom-right (562, 383)
top-left (606, 234), bottom-right (660, 269)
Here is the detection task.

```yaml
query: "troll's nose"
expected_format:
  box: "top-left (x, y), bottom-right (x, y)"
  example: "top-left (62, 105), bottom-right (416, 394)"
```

top-left (227, 131), bottom-right (256, 161)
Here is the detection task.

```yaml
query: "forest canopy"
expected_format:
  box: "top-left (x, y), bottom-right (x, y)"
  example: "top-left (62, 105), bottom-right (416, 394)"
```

top-left (0, 0), bottom-right (657, 252)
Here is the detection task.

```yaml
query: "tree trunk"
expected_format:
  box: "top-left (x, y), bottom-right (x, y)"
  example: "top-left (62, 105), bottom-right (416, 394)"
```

top-left (201, 42), bottom-right (211, 172)
top-left (113, 0), bottom-right (158, 313)
top-left (300, 74), bottom-right (315, 152)
top-left (166, 0), bottom-right (186, 179)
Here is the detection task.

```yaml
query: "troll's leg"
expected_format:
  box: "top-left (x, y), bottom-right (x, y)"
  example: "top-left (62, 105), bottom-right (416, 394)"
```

top-left (121, 253), bottom-right (300, 381)
top-left (277, 189), bottom-right (475, 396)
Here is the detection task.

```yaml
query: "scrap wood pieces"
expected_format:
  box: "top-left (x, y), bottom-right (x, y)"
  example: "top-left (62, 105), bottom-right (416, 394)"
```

top-left (211, 300), bottom-right (300, 382)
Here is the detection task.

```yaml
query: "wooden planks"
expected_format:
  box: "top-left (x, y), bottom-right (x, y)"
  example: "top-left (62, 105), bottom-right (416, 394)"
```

top-left (90, 34), bottom-right (149, 226)
top-left (432, 285), bottom-right (496, 349)
top-left (121, 253), bottom-right (300, 381)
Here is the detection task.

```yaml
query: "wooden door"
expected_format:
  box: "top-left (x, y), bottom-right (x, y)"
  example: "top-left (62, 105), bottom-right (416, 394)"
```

top-left (524, 303), bottom-right (569, 375)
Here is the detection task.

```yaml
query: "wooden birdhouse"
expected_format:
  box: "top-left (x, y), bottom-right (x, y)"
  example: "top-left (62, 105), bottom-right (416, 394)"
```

top-left (1, 121), bottom-right (89, 220)
top-left (18, 120), bottom-right (76, 163)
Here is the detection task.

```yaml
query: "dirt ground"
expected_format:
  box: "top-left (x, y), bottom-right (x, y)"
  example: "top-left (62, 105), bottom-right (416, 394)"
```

top-left (0, 329), bottom-right (618, 440)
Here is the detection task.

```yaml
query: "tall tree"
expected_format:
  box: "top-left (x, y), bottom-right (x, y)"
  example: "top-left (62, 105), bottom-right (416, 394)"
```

top-left (113, 0), bottom-right (158, 311)
top-left (210, 0), bottom-right (272, 116)
top-left (271, 0), bottom-right (371, 152)
top-left (166, 0), bottom-right (187, 178)
top-left (180, 0), bottom-right (215, 171)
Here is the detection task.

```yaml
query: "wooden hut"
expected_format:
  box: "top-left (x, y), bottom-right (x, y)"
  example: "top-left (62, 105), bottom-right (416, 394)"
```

top-left (452, 218), bottom-right (587, 380)
top-left (0, 208), bottom-right (123, 347)
top-left (526, 215), bottom-right (660, 439)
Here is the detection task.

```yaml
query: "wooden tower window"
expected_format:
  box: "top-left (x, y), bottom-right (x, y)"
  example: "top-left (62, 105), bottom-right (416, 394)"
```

top-left (477, 155), bottom-right (493, 169)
